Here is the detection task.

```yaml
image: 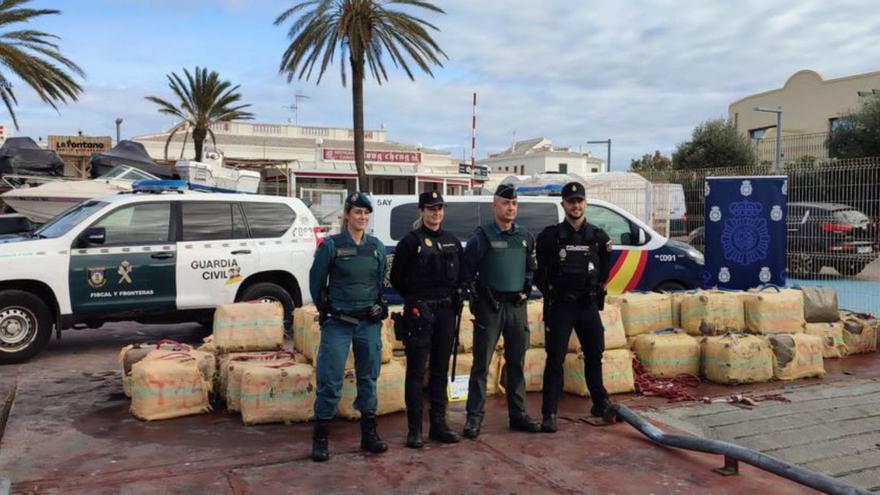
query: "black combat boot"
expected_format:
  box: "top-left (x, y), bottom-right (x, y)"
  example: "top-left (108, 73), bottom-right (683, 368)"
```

top-left (429, 409), bottom-right (460, 444)
top-left (462, 414), bottom-right (482, 439)
top-left (360, 414), bottom-right (389, 454)
top-left (541, 414), bottom-right (558, 433)
top-left (406, 410), bottom-right (424, 449)
top-left (312, 419), bottom-right (330, 462)
top-left (509, 414), bottom-right (542, 433)
top-left (590, 398), bottom-right (614, 418)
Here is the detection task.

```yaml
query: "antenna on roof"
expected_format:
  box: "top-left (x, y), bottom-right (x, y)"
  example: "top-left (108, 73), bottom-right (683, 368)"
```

top-left (282, 91), bottom-right (310, 124)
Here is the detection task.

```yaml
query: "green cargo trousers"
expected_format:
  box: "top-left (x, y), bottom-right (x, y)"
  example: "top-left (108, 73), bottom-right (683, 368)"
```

top-left (466, 299), bottom-right (530, 421)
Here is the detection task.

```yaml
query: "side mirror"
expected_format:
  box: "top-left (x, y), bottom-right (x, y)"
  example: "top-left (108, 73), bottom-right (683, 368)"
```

top-left (81, 227), bottom-right (106, 246)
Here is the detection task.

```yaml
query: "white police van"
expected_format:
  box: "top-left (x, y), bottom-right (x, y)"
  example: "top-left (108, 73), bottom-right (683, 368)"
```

top-left (0, 183), bottom-right (320, 363)
top-left (368, 195), bottom-right (704, 302)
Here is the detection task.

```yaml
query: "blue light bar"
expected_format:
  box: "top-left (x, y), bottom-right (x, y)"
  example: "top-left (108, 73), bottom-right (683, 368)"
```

top-left (132, 179), bottom-right (188, 192)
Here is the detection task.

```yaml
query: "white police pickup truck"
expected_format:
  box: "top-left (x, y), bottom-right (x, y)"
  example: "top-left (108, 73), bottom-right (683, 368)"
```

top-left (0, 184), bottom-right (319, 363)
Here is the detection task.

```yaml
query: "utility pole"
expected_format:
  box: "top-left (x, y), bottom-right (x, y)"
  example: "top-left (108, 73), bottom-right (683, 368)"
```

top-left (587, 139), bottom-right (612, 171)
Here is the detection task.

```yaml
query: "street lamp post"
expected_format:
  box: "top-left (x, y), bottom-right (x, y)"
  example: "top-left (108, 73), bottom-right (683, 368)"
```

top-left (115, 118), bottom-right (123, 143)
top-left (587, 139), bottom-right (611, 171)
top-left (754, 107), bottom-right (782, 170)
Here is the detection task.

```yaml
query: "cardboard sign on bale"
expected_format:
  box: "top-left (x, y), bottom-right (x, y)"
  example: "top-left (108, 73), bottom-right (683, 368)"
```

top-left (800, 287), bottom-right (839, 323)
top-left (701, 333), bottom-right (774, 384)
top-left (632, 329), bottom-right (701, 377)
top-left (744, 287), bottom-right (805, 335)
top-left (130, 352), bottom-right (211, 421)
top-left (767, 333), bottom-right (825, 380)
top-left (841, 314), bottom-right (878, 355)
top-left (617, 292), bottom-right (673, 337)
top-left (240, 362), bottom-right (316, 425)
top-left (804, 322), bottom-right (847, 359)
top-left (600, 304), bottom-right (628, 350)
top-left (680, 290), bottom-right (745, 336)
top-left (213, 301), bottom-right (285, 353)
top-left (224, 351), bottom-right (302, 412)
top-left (564, 349), bottom-right (635, 396)
top-left (337, 359), bottom-right (406, 419)
top-left (442, 351), bottom-right (504, 397)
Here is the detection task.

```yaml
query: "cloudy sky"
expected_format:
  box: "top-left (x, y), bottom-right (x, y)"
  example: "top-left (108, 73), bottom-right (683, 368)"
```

top-left (6, 0), bottom-right (880, 170)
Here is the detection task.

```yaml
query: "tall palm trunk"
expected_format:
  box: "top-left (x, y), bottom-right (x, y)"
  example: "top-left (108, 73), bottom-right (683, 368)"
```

top-left (192, 126), bottom-right (207, 162)
top-left (350, 56), bottom-right (369, 193)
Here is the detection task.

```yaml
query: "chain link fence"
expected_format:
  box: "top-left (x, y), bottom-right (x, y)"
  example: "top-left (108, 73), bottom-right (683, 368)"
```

top-left (638, 158), bottom-right (880, 314)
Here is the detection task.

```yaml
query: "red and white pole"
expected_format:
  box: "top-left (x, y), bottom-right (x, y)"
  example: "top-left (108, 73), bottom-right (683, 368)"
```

top-left (470, 92), bottom-right (477, 193)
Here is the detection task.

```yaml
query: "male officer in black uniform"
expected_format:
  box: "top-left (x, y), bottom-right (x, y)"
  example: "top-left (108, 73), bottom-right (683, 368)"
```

top-left (535, 181), bottom-right (614, 433)
top-left (390, 191), bottom-right (463, 448)
top-left (462, 183), bottom-right (542, 438)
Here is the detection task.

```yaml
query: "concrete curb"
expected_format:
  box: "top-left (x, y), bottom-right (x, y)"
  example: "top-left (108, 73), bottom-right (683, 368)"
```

top-left (0, 380), bottom-right (16, 444)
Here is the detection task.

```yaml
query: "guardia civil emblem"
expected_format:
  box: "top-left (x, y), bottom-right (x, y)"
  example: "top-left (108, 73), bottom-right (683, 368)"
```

top-left (770, 205), bottom-right (783, 221)
top-left (740, 180), bottom-right (753, 197)
top-left (117, 260), bottom-right (133, 284)
top-left (709, 206), bottom-right (722, 222)
top-left (718, 267), bottom-right (731, 283)
top-left (559, 248), bottom-right (567, 259)
top-left (759, 266), bottom-right (772, 283)
top-left (87, 267), bottom-right (107, 289)
top-left (704, 181), bottom-right (711, 197)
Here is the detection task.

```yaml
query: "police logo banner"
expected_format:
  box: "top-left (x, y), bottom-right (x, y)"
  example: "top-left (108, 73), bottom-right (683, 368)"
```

top-left (703, 177), bottom-right (787, 289)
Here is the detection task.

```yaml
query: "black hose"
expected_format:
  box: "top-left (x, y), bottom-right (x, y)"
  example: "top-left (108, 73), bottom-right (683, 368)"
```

top-left (611, 404), bottom-right (870, 495)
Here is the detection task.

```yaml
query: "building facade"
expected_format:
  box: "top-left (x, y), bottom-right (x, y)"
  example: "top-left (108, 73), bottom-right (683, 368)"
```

top-left (477, 138), bottom-right (606, 177)
top-left (729, 69), bottom-right (880, 161)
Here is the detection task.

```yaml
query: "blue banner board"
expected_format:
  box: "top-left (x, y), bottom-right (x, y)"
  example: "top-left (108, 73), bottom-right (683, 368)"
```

top-left (703, 176), bottom-right (788, 290)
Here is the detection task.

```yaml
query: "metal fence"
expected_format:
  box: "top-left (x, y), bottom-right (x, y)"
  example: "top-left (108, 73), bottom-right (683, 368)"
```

top-left (638, 158), bottom-right (880, 315)
top-left (754, 132), bottom-right (830, 163)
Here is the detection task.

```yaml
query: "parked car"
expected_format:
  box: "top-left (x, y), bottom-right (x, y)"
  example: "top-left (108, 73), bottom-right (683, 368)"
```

top-left (0, 184), bottom-right (320, 363)
top-left (687, 202), bottom-right (879, 277)
top-left (369, 194), bottom-right (705, 303)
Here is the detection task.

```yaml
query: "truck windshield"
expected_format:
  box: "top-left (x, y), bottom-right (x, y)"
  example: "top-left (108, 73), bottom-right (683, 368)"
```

top-left (34, 201), bottom-right (109, 238)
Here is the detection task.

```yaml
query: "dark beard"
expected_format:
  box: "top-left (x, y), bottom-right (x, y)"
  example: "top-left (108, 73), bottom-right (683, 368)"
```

top-left (565, 211), bottom-right (584, 223)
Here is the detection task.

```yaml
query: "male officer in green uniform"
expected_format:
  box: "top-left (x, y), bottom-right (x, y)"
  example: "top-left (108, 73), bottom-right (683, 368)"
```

top-left (309, 192), bottom-right (388, 462)
top-left (462, 183), bottom-right (542, 438)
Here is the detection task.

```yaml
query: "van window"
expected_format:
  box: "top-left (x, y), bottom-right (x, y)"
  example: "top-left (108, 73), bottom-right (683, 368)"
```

top-left (390, 202), bottom-right (480, 241)
top-left (92, 202), bottom-right (171, 245)
top-left (242, 202), bottom-right (296, 238)
top-left (586, 204), bottom-right (634, 245)
top-left (182, 202), bottom-right (248, 241)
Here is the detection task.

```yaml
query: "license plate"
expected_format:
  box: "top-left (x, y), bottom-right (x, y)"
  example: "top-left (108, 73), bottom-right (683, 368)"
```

top-left (857, 246), bottom-right (873, 253)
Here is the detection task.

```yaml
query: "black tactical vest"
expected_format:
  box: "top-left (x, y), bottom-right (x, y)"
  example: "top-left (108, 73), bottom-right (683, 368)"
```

top-left (407, 228), bottom-right (460, 299)
top-left (554, 224), bottom-right (601, 293)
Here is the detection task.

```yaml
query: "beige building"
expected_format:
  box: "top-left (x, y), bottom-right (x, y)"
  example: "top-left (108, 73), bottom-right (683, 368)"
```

top-left (729, 69), bottom-right (880, 161)
top-left (134, 121), bottom-right (479, 196)
top-left (478, 138), bottom-right (606, 177)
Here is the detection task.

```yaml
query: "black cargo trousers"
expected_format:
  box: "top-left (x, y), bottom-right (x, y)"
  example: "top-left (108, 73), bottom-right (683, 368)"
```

top-left (542, 299), bottom-right (608, 416)
top-left (404, 300), bottom-right (457, 420)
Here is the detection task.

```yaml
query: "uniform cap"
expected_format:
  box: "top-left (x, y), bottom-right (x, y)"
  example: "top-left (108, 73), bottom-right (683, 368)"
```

top-left (345, 191), bottom-right (373, 212)
top-left (494, 183), bottom-right (517, 199)
top-left (561, 181), bottom-right (586, 200)
top-left (418, 191), bottom-right (445, 208)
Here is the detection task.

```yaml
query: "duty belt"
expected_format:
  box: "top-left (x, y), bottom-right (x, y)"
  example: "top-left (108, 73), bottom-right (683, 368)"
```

top-left (330, 306), bottom-right (372, 324)
top-left (410, 295), bottom-right (454, 308)
top-left (491, 291), bottom-right (524, 303)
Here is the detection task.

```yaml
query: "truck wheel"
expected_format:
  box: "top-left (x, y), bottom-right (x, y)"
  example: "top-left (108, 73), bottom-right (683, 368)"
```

top-left (238, 282), bottom-right (294, 333)
top-left (0, 290), bottom-right (52, 364)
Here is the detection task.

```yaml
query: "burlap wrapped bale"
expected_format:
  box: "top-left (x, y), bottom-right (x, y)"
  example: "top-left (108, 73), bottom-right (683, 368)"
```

top-left (440, 351), bottom-right (504, 397)
top-left (337, 359), bottom-right (406, 419)
top-left (701, 333), bottom-right (773, 384)
top-left (213, 301), bottom-right (284, 353)
top-left (618, 292), bottom-right (673, 337)
top-left (632, 329), bottom-right (700, 377)
top-left (522, 348), bottom-right (546, 392)
top-left (669, 291), bottom-right (698, 328)
top-left (130, 353), bottom-right (211, 421)
top-left (563, 349), bottom-right (635, 396)
top-left (600, 304), bottom-right (627, 350)
top-left (144, 348), bottom-right (216, 395)
top-left (223, 351), bottom-right (301, 411)
top-left (744, 287), bottom-right (805, 335)
top-left (680, 290), bottom-right (745, 336)
top-left (293, 305), bottom-right (320, 351)
top-left (804, 322), bottom-right (847, 359)
top-left (119, 340), bottom-right (195, 398)
top-left (296, 315), bottom-right (355, 370)
top-left (768, 333), bottom-right (825, 380)
top-left (240, 362), bottom-right (315, 425)
top-left (527, 299), bottom-right (545, 348)
top-left (800, 287), bottom-right (839, 323)
top-left (196, 335), bottom-right (215, 355)
top-left (841, 314), bottom-right (878, 355)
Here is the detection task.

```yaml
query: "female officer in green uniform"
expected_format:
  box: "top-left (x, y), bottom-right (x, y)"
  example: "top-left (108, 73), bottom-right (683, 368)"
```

top-left (308, 192), bottom-right (388, 462)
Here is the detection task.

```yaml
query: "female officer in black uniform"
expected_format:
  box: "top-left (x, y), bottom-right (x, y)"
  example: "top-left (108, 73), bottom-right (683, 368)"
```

top-left (390, 191), bottom-right (463, 448)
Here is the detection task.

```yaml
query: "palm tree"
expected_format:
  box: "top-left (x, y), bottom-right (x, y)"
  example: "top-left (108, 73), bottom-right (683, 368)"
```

top-left (0, 0), bottom-right (84, 129)
top-left (145, 67), bottom-right (254, 162)
top-left (275, 0), bottom-right (447, 192)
